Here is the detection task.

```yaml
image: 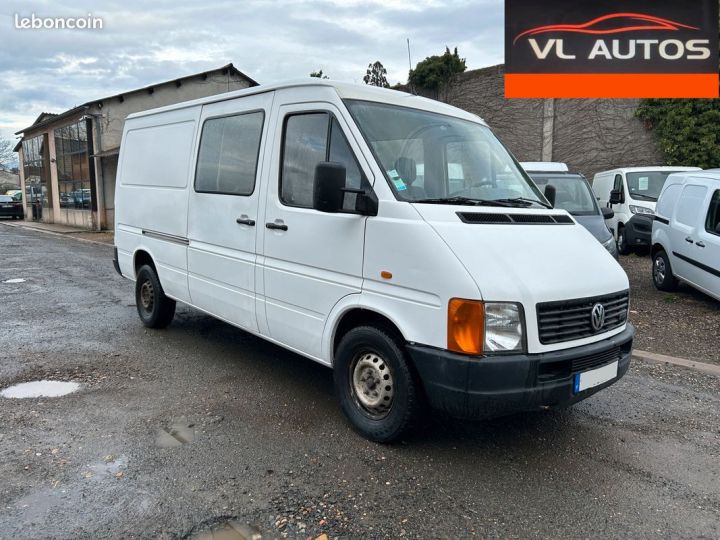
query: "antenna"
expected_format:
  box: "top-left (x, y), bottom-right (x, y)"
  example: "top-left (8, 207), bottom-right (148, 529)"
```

top-left (407, 38), bottom-right (417, 95)
top-left (406, 38), bottom-right (412, 71)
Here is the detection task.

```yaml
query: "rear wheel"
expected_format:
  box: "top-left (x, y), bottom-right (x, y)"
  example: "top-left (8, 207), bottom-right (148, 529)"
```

top-left (652, 250), bottom-right (678, 291)
top-left (617, 226), bottom-right (632, 255)
top-left (135, 264), bottom-right (176, 328)
top-left (334, 326), bottom-right (421, 443)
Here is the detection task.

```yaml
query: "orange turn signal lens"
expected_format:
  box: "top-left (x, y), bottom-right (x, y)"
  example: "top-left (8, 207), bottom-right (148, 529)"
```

top-left (447, 299), bottom-right (484, 355)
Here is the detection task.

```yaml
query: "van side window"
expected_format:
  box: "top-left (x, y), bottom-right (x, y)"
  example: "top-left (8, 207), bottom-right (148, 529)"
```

top-left (706, 190), bottom-right (720, 235)
top-left (612, 174), bottom-right (623, 193)
top-left (676, 185), bottom-right (708, 227)
top-left (281, 113), bottom-right (365, 210)
top-left (195, 111), bottom-right (264, 196)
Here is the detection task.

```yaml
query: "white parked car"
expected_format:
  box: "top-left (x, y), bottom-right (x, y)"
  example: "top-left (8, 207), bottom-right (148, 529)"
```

top-left (113, 80), bottom-right (634, 442)
top-left (592, 167), bottom-right (701, 254)
top-left (651, 171), bottom-right (720, 301)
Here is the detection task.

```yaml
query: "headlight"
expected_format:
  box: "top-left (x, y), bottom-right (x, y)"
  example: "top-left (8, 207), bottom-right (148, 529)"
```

top-left (629, 205), bottom-right (654, 215)
top-left (601, 236), bottom-right (618, 256)
top-left (484, 303), bottom-right (524, 352)
top-left (447, 299), bottom-right (525, 355)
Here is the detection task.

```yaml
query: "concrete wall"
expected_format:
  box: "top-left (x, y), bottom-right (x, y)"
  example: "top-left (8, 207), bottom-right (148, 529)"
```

top-left (432, 65), bottom-right (665, 179)
top-left (90, 72), bottom-right (251, 151)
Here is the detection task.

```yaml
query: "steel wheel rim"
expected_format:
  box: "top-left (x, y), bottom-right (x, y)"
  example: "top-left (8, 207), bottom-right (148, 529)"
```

top-left (140, 280), bottom-right (155, 312)
top-left (350, 351), bottom-right (394, 419)
top-left (654, 256), bottom-right (666, 284)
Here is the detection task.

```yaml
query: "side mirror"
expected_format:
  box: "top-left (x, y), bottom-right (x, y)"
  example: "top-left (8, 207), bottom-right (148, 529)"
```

top-left (312, 162), bottom-right (379, 216)
top-left (609, 189), bottom-right (623, 205)
top-left (544, 184), bottom-right (556, 208)
top-left (601, 206), bottom-right (614, 220)
top-left (313, 162), bottom-right (346, 213)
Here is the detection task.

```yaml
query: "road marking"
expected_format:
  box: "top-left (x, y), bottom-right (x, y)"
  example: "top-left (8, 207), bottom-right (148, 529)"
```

top-left (633, 349), bottom-right (720, 377)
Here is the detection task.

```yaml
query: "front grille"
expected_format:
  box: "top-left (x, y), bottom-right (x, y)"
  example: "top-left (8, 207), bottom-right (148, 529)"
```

top-left (537, 290), bottom-right (629, 345)
top-left (571, 346), bottom-right (621, 373)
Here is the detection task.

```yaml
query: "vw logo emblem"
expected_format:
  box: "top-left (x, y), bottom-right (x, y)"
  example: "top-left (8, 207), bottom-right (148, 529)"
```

top-left (590, 303), bottom-right (605, 332)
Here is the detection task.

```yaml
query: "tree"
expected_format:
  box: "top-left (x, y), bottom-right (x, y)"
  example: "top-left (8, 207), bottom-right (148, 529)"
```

top-left (408, 47), bottom-right (466, 97)
top-left (0, 137), bottom-right (14, 170)
top-left (309, 70), bottom-right (329, 79)
top-left (636, 99), bottom-right (720, 168)
top-left (363, 61), bottom-right (389, 88)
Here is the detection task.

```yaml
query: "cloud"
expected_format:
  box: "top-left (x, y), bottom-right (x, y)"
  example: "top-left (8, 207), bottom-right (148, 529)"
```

top-left (0, 0), bottom-right (504, 141)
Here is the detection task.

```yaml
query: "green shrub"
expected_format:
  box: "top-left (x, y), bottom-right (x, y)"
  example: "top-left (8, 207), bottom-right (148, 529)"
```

top-left (636, 99), bottom-right (720, 168)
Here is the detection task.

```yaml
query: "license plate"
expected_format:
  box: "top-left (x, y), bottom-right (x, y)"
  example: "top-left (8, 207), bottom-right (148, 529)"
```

top-left (1, 205), bottom-right (11, 208)
top-left (573, 360), bottom-right (618, 394)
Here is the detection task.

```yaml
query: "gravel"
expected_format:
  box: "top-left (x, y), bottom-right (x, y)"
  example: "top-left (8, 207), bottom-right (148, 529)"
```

top-left (620, 253), bottom-right (720, 364)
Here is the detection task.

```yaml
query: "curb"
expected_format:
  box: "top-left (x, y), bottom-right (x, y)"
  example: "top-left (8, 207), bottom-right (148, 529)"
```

top-left (632, 349), bottom-right (720, 377)
top-left (0, 221), bottom-right (113, 248)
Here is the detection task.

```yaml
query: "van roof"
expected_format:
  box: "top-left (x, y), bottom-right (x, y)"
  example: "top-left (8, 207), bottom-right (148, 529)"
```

top-left (520, 162), bottom-right (569, 173)
top-left (594, 166), bottom-right (702, 175)
top-left (125, 79), bottom-right (487, 125)
top-left (665, 170), bottom-right (720, 184)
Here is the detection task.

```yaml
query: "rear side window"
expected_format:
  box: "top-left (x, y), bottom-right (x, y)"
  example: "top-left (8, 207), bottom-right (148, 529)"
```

top-left (675, 184), bottom-right (708, 227)
top-left (706, 190), bottom-right (720, 235)
top-left (195, 111), bottom-right (264, 195)
top-left (656, 184), bottom-right (681, 217)
top-left (280, 113), bottom-right (364, 210)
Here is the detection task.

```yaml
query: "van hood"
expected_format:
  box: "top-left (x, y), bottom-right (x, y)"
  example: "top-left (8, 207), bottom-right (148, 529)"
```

top-left (413, 204), bottom-right (629, 304)
top-left (574, 214), bottom-right (613, 243)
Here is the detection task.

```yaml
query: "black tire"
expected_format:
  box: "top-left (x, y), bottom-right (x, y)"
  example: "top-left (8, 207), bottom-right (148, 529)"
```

top-left (334, 326), bottom-right (421, 443)
top-left (617, 225), bottom-right (632, 255)
top-left (135, 264), bottom-right (176, 328)
top-left (652, 250), bottom-right (678, 291)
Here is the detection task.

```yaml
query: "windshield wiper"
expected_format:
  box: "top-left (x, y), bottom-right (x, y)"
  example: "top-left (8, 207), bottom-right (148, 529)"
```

top-left (494, 197), bottom-right (552, 209)
top-left (412, 197), bottom-right (519, 207)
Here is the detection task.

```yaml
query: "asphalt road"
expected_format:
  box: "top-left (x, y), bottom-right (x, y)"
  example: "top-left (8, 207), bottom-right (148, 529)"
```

top-left (1, 224), bottom-right (719, 539)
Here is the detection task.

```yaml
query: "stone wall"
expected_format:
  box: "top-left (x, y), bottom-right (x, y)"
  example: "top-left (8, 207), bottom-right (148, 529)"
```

top-left (430, 64), bottom-right (665, 179)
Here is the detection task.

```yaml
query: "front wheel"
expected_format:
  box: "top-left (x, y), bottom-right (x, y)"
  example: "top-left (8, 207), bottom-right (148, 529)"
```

top-left (617, 226), bottom-right (632, 255)
top-left (135, 264), bottom-right (176, 328)
top-left (334, 326), bottom-right (421, 443)
top-left (652, 250), bottom-right (678, 291)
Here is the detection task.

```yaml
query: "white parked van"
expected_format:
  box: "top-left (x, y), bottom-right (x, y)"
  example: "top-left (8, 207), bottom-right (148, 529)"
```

top-left (592, 167), bottom-right (701, 254)
top-left (113, 80), bottom-right (634, 442)
top-left (651, 171), bottom-right (720, 301)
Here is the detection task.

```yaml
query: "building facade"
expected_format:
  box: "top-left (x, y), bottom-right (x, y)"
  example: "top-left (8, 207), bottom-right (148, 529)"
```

top-left (14, 63), bottom-right (257, 229)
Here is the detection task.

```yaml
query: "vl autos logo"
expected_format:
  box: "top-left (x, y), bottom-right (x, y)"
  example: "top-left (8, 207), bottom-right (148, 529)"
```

top-left (504, 0), bottom-right (719, 98)
top-left (515, 13), bottom-right (711, 62)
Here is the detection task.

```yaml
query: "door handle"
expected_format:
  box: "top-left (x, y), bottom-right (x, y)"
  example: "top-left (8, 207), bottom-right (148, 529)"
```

top-left (236, 216), bottom-right (255, 226)
top-left (696, 241), bottom-right (706, 248)
top-left (685, 236), bottom-right (694, 243)
top-left (266, 221), bottom-right (288, 231)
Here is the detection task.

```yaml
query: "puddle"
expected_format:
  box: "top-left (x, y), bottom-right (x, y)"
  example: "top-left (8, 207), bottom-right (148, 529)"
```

top-left (194, 520), bottom-right (263, 540)
top-left (2, 278), bottom-right (26, 283)
top-left (83, 454), bottom-right (128, 480)
top-left (1, 380), bottom-right (80, 398)
top-left (156, 422), bottom-right (195, 448)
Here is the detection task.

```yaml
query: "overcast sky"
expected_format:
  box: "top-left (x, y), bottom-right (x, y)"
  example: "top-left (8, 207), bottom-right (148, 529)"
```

top-left (1, 0), bottom-right (504, 146)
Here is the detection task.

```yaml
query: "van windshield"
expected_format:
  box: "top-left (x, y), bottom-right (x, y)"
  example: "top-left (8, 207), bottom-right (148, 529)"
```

top-left (528, 174), bottom-right (599, 216)
top-left (344, 100), bottom-right (547, 208)
top-left (626, 171), bottom-right (678, 201)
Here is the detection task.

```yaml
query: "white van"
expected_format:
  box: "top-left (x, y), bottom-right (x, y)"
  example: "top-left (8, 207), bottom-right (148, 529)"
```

top-left (113, 80), bottom-right (634, 442)
top-left (592, 167), bottom-right (701, 254)
top-left (651, 171), bottom-right (720, 301)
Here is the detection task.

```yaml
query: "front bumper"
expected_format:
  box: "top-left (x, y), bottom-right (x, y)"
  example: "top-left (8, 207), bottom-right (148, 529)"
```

top-left (408, 323), bottom-right (634, 419)
top-left (625, 215), bottom-right (653, 247)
